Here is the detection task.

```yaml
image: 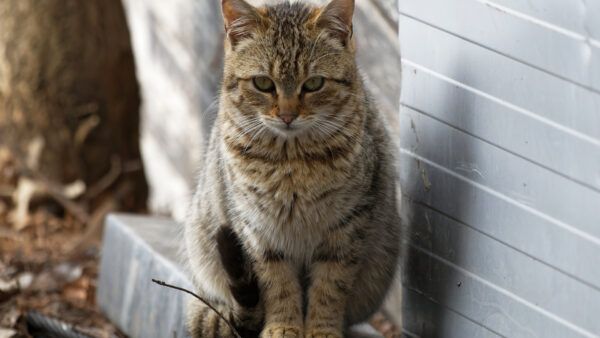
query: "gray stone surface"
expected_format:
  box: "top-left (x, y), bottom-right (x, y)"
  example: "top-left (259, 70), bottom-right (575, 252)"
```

top-left (97, 213), bottom-right (383, 338)
top-left (97, 214), bottom-right (192, 338)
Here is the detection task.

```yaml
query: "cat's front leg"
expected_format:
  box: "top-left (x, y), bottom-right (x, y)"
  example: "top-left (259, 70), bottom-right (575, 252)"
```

top-left (253, 250), bottom-right (304, 338)
top-left (305, 240), bottom-right (361, 338)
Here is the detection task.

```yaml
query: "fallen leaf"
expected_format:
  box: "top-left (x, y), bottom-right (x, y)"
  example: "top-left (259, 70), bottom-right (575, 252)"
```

top-left (62, 180), bottom-right (86, 199)
top-left (17, 272), bottom-right (34, 290)
top-left (62, 276), bottom-right (90, 302)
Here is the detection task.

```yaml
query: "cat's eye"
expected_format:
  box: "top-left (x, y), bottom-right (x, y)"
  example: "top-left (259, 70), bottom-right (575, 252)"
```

top-left (253, 76), bottom-right (275, 92)
top-left (302, 77), bottom-right (324, 92)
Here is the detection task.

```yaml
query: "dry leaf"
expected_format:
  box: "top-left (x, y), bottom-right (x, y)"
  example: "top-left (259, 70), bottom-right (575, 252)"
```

top-left (62, 180), bottom-right (86, 199)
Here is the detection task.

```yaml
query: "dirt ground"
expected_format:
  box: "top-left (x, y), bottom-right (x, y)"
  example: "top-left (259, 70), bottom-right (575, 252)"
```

top-left (0, 145), bottom-right (133, 337)
top-left (0, 146), bottom-right (400, 338)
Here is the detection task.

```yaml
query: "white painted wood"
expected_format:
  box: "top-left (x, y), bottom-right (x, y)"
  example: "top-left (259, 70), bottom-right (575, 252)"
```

top-left (398, 145), bottom-right (600, 290)
top-left (404, 245), bottom-right (595, 338)
top-left (404, 200), bottom-right (600, 335)
top-left (397, 1), bottom-right (600, 335)
top-left (490, 0), bottom-right (600, 41)
top-left (399, 0), bottom-right (600, 92)
top-left (401, 61), bottom-right (600, 191)
top-left (402, 287), bottom-right (503, 337)
top-left (399, 15), bottom-right (600, 141)
top-left (399, 107), bottom-right (600, 240)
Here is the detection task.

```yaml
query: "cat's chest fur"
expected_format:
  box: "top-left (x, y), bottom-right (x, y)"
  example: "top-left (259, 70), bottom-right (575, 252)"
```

top-left (221, 137), bottom-right (366, 256)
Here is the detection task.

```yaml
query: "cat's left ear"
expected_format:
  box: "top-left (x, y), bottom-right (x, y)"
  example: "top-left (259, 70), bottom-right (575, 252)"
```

top-left (316, 0), bottom-right (355, 45)
top-left (222, 0), bottom-right (264, 45)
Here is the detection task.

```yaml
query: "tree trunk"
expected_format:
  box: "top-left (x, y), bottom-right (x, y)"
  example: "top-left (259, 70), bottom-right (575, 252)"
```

top-left (0, 0), bottom-right (146, 207)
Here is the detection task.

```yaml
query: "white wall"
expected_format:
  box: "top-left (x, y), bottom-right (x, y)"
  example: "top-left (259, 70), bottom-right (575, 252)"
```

top-left (397, 1), bottom-right (600, 337)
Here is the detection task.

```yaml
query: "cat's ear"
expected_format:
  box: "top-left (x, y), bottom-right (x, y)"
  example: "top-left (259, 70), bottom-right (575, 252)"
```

top-left (222, 0), bottom-right (263, 45)
top-left (316, 0), bottom-right (355, 45)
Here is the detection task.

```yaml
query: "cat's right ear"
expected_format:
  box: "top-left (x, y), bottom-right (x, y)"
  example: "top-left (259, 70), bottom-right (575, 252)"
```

top-left (222, 0), bottom-right (263, 45)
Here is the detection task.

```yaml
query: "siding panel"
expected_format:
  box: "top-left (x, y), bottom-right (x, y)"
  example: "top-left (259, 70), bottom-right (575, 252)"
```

top-left (399, 15), bottom-right (600, 141)
top-left (403, 200), bottom-right (600, 334)
top-left (402, 287), bottom-right (504, 338)
top-left (398, 0), bottom-right (600, 91)
top-left (404, 245), bottom-right (595, 338)
top-left (399, 107), bottom-right (600, 239)
top-left (396, 0), bottom-right (600, 336)
top-left (401, 61), bottom-right (600, 191)
top-left (398, 149), bottom-right (600, 291)
top-left (489, 0), bottom-right (600, 42)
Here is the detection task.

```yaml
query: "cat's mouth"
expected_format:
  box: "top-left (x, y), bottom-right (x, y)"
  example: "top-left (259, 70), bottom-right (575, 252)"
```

top-left (265, 118), bottom-right (311, 137)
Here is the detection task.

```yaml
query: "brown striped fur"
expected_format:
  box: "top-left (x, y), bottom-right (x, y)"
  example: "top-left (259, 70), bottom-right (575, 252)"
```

top-left (184, 0), bottom-right (401, 336)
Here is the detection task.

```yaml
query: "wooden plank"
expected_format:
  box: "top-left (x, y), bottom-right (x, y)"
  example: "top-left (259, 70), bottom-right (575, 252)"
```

top-left (399, 14), bottom-right (600, 140)
top-left (403, 199), bottom-right (600, 334)
top-left (400, 61), bottom-right (600, 191)
top-left (490, 0), bottom-right (600, 41)
top-left (398, 0), bottom-right (600, 92)
top-left (399, 106), bottom-right (600, 239)
top-left (397, 147), bottom-right (600, 290)
top-left (403, 245), bottom-right (597, 338)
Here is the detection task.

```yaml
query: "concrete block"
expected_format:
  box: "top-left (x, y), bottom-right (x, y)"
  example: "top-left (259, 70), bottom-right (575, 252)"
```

top-left (97, 214), bottom-right (193, 338)
top-left (97, 213), bottom-right (382, 338)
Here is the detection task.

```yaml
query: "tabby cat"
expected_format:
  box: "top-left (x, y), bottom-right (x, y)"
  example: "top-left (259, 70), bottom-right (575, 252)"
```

top-left (184, 0), bottom-right (401, 336)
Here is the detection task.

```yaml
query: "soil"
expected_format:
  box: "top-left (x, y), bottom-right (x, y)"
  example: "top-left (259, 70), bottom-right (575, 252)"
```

top-left (0, 146), bottom-right (133, 337)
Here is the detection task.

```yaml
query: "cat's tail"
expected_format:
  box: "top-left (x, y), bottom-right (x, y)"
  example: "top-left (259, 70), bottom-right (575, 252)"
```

top-left (188, 225), bottom-right (263, 337)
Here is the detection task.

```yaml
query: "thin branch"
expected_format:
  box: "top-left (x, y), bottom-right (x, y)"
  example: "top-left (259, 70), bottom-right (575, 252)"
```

top-left (84, 155), bottom-right (121, 200)
top-left (151, 279), bottom-right (242, 338)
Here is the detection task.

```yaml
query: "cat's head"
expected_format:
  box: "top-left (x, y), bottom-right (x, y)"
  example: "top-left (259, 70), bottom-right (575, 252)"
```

top-left (220, 0), bottom-right (360, 139)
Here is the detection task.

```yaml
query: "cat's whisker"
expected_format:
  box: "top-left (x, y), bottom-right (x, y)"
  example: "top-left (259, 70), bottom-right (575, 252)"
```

top-left (243, 125), bottom-right (268, 153)
top-left (229, 122), bottom-right (264, 146)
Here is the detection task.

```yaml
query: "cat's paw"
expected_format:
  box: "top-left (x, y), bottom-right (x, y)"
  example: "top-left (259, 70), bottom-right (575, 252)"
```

top-left (261, 324), bottom-right (303, 338)
top-left (304, 329), bottom-right (343, 338)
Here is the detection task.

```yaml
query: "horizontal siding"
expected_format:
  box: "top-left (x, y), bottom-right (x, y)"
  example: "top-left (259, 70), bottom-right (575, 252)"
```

top-left (401, 61), bottom-right (600, 192)
top-left (403, 199), bottom-right (600, 334)
top-left (404, 244), bottom-right (595, 338)
top-left (399, 0), bottom-right (600, 92)
top-left (488, 0), bottom-right (600, 42)
top-left (399, 107), bottom-right (600, 242)
top-left (402, 287), bottom-right (504, 337)
top-left (399, 14), bottom-right (600, 143)
top-left (397, 1), bottom-right (600, 337)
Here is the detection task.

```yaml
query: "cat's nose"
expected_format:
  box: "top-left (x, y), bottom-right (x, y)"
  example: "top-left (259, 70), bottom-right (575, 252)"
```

top-left (279, 114), bottom-right (298, 125)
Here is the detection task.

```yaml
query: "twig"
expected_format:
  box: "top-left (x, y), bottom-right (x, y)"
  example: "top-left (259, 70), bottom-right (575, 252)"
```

top-left (14, 165), bottom-right (90, 224)
top-left (63, 181), bottom-right (133, 254)
top-left (151, 279), bottom-right (242, 338)
top-left (84, 155), bottom-right (121, 200)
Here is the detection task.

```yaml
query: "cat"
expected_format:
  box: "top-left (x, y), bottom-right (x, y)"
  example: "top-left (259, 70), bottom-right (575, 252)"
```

top-left (183, 0), bottom-right (401, 337)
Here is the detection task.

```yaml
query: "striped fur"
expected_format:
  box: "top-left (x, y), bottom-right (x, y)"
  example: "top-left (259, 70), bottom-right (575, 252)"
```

top-left (184, 0), bottom-right (401, 336)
